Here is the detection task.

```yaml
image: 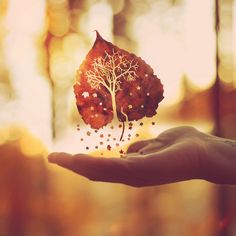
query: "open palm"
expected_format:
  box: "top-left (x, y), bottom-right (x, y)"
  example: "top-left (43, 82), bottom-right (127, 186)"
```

top-left (48, 126), bottom-right (236, 186)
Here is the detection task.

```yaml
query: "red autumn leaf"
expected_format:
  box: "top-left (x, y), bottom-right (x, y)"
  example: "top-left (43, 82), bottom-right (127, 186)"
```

top-left (74, 31), bottom-right (164, 129)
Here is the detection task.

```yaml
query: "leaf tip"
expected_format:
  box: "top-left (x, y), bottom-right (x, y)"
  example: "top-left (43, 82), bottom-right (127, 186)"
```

top-left (94, 30), bottom-right (103, 41)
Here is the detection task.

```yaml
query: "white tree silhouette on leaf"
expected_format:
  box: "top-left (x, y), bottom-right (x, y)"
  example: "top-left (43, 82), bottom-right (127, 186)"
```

top-left (85, 49), bottom-right (139, 122)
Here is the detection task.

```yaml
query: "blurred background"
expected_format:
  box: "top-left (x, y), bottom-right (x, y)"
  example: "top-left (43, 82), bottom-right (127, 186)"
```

top-left (0, 0), bottom-right (236, 235)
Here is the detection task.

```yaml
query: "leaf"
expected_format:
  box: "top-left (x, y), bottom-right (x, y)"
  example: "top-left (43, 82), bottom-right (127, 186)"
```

top-left (74, 31), bottom-right (164, 129)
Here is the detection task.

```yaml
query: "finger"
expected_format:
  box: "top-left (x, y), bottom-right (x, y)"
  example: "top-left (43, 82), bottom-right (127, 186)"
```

top-left (138, 141), bottom-right (167, 155)
top-left (127, 139), bottom-right (152, 153)
top-left (48, 152), bottom-right (73, 166)
top-left (48, 152), bottom-right (139, 186)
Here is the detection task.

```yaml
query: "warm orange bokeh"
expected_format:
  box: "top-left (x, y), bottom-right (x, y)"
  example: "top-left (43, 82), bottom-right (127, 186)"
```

top-left (0, 0), bottom-right (236, 235)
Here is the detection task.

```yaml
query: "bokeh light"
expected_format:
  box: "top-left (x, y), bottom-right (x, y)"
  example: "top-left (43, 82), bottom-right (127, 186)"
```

top-left (0, 0), bottom-right (236, 235)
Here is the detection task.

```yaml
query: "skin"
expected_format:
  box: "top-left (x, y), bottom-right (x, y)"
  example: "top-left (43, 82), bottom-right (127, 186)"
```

top-left (48, 126), bottom-right (236, 187)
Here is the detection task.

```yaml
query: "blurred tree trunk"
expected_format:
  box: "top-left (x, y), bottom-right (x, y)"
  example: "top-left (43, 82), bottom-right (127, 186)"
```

top-left (214, 1), bottom-right (236, 236)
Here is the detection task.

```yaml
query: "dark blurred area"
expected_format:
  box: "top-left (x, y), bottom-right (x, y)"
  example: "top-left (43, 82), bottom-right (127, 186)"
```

top-left (0, 0), bottom-right (236, 235)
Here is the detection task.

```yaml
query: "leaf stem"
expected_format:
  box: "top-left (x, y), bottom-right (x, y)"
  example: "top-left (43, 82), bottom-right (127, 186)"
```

top-left (120, 121), bottom-right (125, 141)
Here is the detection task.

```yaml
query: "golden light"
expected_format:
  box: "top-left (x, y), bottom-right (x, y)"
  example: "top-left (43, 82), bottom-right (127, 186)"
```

top-left (133, 0), bottom-right (216, 105)
top-left (183, 0), bottom-right (215, 90)
top-left (50, 52), bottom-right (74, 85)
top-left (4, 0), bottom-right (46, 33)
top-left (20, 131), bottom-right (47, 158)
top-left (0, 1), bottom-right (235, 235)
top-left (80, 1), bottom-right (113, 42)
top-left (62, 33), bottom-right (89, 69)
top-left (2, 0), bottom-right (51, 145)
top-left (48, 0), bottom-right (70, 37)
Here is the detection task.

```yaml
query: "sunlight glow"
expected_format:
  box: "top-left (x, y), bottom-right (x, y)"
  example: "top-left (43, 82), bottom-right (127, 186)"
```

top-left (81, 2), bottom-right (113, 42)
top-left (20, 131), bottom-right (46, 157)
top-left (132, 0), bottom-right (215, 105)
top-left (3, 0), bottom-right (51, 145)
top-left (183, 0), bottom-right (215, 90)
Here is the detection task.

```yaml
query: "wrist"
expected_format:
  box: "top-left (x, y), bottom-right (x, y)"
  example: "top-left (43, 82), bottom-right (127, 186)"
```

top-left (202, 135), bottom-right (236, 184)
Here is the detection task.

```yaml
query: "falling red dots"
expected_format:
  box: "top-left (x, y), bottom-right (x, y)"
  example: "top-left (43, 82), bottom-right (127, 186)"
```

top-left (119, 149), bottom-right (124, 154)
top-left (77, 128), bottom-right (80, 131)
top-left (76, 119), bottom-right (153, 157)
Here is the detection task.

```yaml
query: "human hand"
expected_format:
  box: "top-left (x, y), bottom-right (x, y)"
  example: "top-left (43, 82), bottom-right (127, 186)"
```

top-left (48, 126), bottom-right (236, 186)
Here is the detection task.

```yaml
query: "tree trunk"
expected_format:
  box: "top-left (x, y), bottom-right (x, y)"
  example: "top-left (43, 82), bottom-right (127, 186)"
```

top-left (111, 93), bottom-right (119, 122)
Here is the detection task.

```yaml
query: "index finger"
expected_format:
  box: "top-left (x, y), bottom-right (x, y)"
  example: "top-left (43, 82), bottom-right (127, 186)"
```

top-left (48, 152), bottom-right (139, 186)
